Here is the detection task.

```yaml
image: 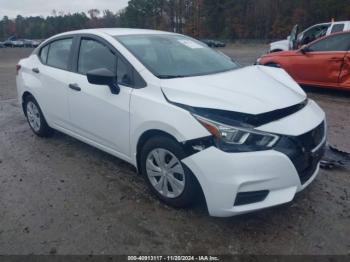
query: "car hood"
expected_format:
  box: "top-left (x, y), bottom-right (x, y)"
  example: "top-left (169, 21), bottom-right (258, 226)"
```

top-left (160, 65), bottom-right (306, 115)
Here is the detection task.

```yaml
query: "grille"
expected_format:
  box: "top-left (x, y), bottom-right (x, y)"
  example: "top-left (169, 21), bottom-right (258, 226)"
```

top-left (275, 121), bottom-right (326, 185)
top-left (295, 122), bottom-right (325, 151)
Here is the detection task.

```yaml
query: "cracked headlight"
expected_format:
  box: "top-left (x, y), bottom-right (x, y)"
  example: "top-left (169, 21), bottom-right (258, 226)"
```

top-left (193, 114), bottom-right (279, 152)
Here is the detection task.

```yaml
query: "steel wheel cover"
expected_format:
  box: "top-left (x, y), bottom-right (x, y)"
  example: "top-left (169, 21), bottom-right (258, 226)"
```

top-left (146, 148), bottom-right (185, 198)
top-left (26, 101), bottom-right (41, 132)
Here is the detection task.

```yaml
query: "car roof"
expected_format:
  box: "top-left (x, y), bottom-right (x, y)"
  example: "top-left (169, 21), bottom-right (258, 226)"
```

top-left (57, 28), bottom-right (175, 37)
top-left (306, 21), bottom-right (350, 29)
top-left (36, 28), bottom-right (179, 51)
top-left (319, 21), bottom-right (350, 25)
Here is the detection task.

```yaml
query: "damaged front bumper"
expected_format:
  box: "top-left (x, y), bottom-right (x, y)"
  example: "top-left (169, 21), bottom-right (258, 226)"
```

top-left (181, 101), bottom-right (326, 217)
top-left (182, 146), bottom-right (323, 217)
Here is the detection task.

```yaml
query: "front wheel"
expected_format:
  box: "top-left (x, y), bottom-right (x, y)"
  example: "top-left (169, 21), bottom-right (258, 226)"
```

top-left (24, 96), bottom-right (54, 137)
top-left (140, 136), bottom-right (199, 208)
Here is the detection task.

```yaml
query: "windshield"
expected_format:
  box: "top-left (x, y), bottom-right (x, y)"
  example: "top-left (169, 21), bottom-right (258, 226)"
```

top-left (115, 34), bottom-right (239, 79)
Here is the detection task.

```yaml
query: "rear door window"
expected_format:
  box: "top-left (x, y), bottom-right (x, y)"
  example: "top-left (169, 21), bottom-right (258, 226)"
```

top-left (331, 24), bottom-right (345, 33)
top-left (308, 33), bottom-right (350, 52)
top-left (47, 38), bottom-right (73, 70)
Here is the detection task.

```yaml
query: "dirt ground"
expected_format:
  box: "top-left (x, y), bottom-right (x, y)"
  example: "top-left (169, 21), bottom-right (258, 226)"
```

top-left (0, 46), bottom-right (349, 255)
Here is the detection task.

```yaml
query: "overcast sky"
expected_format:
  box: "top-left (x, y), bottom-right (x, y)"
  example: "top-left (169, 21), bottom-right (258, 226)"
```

top-left (0, 0), bottom-right (129, 18)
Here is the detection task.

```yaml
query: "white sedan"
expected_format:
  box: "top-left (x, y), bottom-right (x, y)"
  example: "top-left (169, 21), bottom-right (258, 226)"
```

top-left (16, 28), bottom-right (326, 217)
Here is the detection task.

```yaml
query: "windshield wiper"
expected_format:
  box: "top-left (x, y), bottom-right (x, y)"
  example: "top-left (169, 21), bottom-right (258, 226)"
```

top-left (157, 75), bottom-right (187, 79)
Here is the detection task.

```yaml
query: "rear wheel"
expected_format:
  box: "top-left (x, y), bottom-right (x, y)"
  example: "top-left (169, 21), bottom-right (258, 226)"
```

top-left (24, 96), bottom-right (53, 137)
top-left (140, 136), bottom-right (199, 208)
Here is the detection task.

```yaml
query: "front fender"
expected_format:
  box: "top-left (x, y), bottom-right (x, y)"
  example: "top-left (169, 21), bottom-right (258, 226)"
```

top-left (270, 40), bottom-right (289, 52)
top-left (129, 86), bottom-right (210, 166)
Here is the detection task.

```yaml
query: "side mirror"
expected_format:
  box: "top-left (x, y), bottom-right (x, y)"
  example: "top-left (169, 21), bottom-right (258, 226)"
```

top-left (300, 45), bottom-right (311, 54)
top-left (87, 68), bottom-right (120, 94)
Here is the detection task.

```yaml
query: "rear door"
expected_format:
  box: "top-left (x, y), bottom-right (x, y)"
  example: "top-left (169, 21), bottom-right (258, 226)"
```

top-left (36, 37), bottom-right (75, 128)
top-left (66, 36), bottom-right (134, 159)
top-left (338, 36), bottom-right (350, 89)
top-left (287, 33), bottom-right (350, 87)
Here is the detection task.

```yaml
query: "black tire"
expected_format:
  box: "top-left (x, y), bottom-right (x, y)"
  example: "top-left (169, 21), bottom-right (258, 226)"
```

top-left (24, 95), bottom-right (54, 137)
top-left (140, 135), bottom-right (199, 208)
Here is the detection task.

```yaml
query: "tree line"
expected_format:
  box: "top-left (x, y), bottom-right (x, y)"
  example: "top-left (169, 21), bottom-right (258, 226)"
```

top-left (1, 0), bottom-right (350, 41)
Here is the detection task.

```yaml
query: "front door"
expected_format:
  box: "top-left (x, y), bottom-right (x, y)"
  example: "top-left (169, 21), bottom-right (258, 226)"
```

top-left (67, 37), bottom-right (134, 159)
top-left (288, 33), bottom-right (350, 87)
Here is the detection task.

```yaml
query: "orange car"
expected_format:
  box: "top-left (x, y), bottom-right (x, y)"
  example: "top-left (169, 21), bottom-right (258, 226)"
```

top-left (258, 31), bottom-right (350, 91)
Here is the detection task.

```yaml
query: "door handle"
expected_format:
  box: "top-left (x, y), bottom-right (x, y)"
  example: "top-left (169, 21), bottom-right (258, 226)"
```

top-left (329, 57), bottom-right (343, 62)
top-left (32, 68), bottom-right (40, 73)
top-left (68, 83), bottom-right (81, 92)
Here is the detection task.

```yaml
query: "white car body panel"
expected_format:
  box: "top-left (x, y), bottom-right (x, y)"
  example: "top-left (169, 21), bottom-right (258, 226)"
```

top-left (161, 66), bottom-right (305, 114)
top-left (270, 39), bottom-right (289, 52)
top-left (270, 21), bottom-right (350, 52)
top-left (16, 28), bottom-right (326, 217)
top-left (17, 55), bottom-right (72, 128)
top-left (257, 100), bottom-right (325, 136)
top-left (66, 73), bottom-right (132, 158)
top-left (183, 148), bottom-right (302, 217)
top-left (129, 80), bottom-right (211, 165)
